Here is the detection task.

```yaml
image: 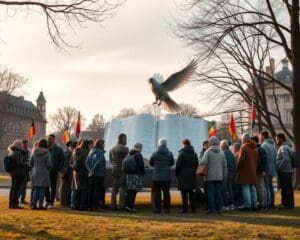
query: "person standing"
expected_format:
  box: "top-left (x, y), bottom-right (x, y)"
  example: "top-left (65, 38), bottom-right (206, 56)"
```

top-left (200, 137), bottom-right (227, 214)
top-left (150, 139), bottom-right (175, 214)
top-left (86, 139), bottom-right (106, 212)
top-left (109, 133), bottom-right (129, 211)
top-left (251, 136), bottom-right (268, 210)
top-left (7, 140), bottom-right (27, 209)
top-left (70, 139), bottom-right (90, 211)
top-left (237, 133), bottom-right (260, 211)
top-left (175, 139), bottom-right (198, 213)
top-left (275, 133), bottom-right (294, 209)
top-left (260, 131), bottom-right (277, 209)
top-left (59, 141), bottom-right (75, 207)
top-left (199, 140), bottom-right (209, 159)
top-left (19, 140), bottom-right (30, 204)
top-left (45, 134), bottom-right (65, 209)
top-left (124, 143), bottom-right (145, 213)
top-left (220, 140), bottom-right (236, 210)
top-left (30, 139), bottom-right (52, 210)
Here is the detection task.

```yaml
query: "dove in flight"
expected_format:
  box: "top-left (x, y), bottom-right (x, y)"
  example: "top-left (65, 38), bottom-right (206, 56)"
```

top-left (148, 59), bottom-right (197, 113)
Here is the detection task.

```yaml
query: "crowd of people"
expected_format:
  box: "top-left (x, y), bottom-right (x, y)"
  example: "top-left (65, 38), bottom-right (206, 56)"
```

top-left (4, 130), bottom-right (296, 214)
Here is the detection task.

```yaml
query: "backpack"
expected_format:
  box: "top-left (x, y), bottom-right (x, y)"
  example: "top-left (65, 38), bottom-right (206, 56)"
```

top-left (122, 154), bottom-right (137, 174)
top-left (4, 155), bottom-right (15, 173)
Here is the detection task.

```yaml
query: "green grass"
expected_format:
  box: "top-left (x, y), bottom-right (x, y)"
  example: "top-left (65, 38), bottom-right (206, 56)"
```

top-left (0, 193), bottom-right (300, 239)
top-left (0, 175), bottom-right (10, 182)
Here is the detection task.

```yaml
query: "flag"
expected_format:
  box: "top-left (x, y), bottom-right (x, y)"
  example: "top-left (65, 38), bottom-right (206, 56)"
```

top-left (208, 126), bottom-right (217, 138)
top-left (61, 130), bottom-right (70, 144)
top-left (251, 101), bottom-right (256, 130)
top-left (229, 114), bottom-right (236, 140)
top-left (27, 120), bottom-right (36, 141)
top-left (75, 112), bottom-right (81, 138)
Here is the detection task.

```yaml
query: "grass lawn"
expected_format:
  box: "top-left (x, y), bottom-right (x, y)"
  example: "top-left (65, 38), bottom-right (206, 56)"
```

top-left (0, 192), bottom-right (300, 240)
top-left (0, 175), bottom-right (10, 182)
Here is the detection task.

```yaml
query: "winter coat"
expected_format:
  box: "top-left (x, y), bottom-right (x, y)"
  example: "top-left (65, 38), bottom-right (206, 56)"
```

top-left (60, 150), bottom-right (73, 179)
top-left (30, 148), bottom-right (52, 187)
top-left (7, 146), bottom-right (26, 176)
top-left (49, 144), bottom-right (65, 173)
top-left (276, 141), bottom-right (294, 173)
top-left (22, 148), bottom-right (31, 181)
top-left (236, 142), bottom-right (260, 185)
top-left (149, 146), bottom-right (175, 182)
top-left (222, 148), bottom-right (236, 179)
top-left (200, 145), bottom-right (227, 182)
top-left (86, 148), bottom-right (106, 177)
top-left (256, 144), bottom-right (268, 174)
top-left (109, 143), bottom-right (129, 177)
top-left (175, 145), bottom-right (198, 191)
top-left (129, 149), bottom-right (145, 176)
top-left (262, 139), bottom-right (277, 177)
top-left (70, 147), bottom-right (89, 190)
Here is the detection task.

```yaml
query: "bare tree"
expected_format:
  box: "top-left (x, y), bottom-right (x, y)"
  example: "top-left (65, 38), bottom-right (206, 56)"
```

top-left (139, 104), bottom-right (162, 118)
top-left (0, 68), bottom-right (27, 142)
top-left (0, 0), bottom-right (123, 50)
top-left (113, 107), bottom-right (136, 120)
top-left (48, 106), bottom-right (83, 134)
top-left (179, 103), bottom-right (200, 118)
top-left (87, 114), bottom-right (106, 131)
top-left (175, 0), bottom-right (300, 188)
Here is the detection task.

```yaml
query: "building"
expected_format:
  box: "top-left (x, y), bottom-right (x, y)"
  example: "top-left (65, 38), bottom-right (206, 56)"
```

top-left (246, 58), bottom-right (293, 135)
top-left (0, 91), bottom-right (47, 172)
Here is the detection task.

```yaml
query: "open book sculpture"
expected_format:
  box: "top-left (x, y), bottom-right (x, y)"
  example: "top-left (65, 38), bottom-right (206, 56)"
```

top-left (104, 114), bottom-right (208, 162)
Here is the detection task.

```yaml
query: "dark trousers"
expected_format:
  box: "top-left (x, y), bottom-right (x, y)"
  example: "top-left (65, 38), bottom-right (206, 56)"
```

top-left (88, 176), bottom-right (104, 210)
top-left (153, 181), bottom-right (171, 210)
top-left (278, 172), bottom-right (294, 209)
top-left (19, 178), bottom-right (28, 201)
top-left (71, 189), bottom-right (88, 210)
top-left (223, 178), bottom-right (234, 207)
top-left (125, 189), bottom-right (137, 209)
top-left (206, 181), bottom-right (223, 212)
top-left (9, 174), bottom-right (23, 207)
top-left (60, 175), bottom-right (72, 206)
top-left (180, 190), bottom-right (195, 211)
top-left (45, 171), bottom-right (59, 204)
top-left (32, 186), bottom-right (46, 208)
top-left (100, 186), bottom-right (106, 208)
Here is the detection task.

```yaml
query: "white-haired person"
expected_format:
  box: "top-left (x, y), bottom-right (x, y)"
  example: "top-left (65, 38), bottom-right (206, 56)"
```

top-left (6, 140), bottom-right (27, 209)
top-left (123, 143), bottom-right (145, 213)
top-left (150, 139), bottom-right (175, 214)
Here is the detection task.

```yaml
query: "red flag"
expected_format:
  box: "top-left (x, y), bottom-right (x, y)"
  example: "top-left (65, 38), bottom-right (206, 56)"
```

top-left (27, 120), bottom-right (36, 141)
top-left (208, 126), bottom-right (217, 138)
top-left (251, 101), bottom-right (256, 130)
top-left (61, 130), bottom-right (70, 144)
top-left (75, 112), bottom-right (81, 138)
top-left (229, 114), bottom-right (236, 140)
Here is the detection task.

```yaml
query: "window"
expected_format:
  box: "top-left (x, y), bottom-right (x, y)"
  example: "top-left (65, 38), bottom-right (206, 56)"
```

top-left (285, 110), bottom-right (292, 124)
top-left (286, 75), bottom-right (291, 84)
top-left (284, 94), bottom-right (291, 103)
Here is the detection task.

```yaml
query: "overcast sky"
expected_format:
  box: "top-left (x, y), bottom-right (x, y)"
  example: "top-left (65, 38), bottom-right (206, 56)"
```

top-left (0, 0), bottom-right (210, 127)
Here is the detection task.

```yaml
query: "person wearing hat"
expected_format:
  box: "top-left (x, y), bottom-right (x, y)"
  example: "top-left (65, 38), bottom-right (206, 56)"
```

top-left (124, 143), bottom-right (145, 213)
top-left (150, 138), bottom-right (175, 214)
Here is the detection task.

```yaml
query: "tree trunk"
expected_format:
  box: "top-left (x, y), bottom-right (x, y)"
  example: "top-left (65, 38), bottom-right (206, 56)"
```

top-left (291, 0), bottom-right (300, 189)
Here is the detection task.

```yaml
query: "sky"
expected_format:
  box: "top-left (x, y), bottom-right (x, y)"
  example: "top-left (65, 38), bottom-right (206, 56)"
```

top-left (0, 0), bottom-right (208, 127)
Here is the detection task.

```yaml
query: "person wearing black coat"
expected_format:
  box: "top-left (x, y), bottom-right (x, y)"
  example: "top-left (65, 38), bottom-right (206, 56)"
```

top-left (7, 140), bottom-right (27, 209)
top-left (175, 139), bottom-right (199, 213)
top-left (19, 140), bottom-right (30, 204)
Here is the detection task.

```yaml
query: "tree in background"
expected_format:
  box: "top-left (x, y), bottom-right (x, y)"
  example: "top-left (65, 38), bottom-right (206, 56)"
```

top-left (113, 108), bottom-right (136, 120)
top-left (139, 104), bottom-right (162, 118)
top-left (179, 103), bottom-right (200, 118)
top-left (0, 68), bottom-right (27, 142)
top-left (48, 106), bottom-right (84, 135)
top-left (86, 114), bottom-right (106, 138)
top-left (0, 0), bottom-right (123, 50)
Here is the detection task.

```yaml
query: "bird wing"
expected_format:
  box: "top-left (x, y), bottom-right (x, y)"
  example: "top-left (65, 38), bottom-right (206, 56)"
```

top-left (161, 59), bottom-right (197, 92)
top-left (161, 95), bottom-right (181, 113)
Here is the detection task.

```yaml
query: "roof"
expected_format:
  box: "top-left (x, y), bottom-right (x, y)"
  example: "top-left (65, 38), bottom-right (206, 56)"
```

top-left (0, 92), bottom-right (45, 121)
top-left (37, 91), bottom-right (46, 103)
top-left (275, 67), bottom-right (292, 85)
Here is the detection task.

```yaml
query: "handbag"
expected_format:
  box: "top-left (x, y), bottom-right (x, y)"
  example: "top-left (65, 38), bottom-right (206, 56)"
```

top-left (196, 164), bottom-right (208, 177)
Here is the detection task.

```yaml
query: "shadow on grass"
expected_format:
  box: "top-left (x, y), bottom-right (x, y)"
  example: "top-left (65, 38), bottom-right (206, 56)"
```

top-left (0, 222), bottom-right (65, 240)
top-left (50, 205), bottom-right (300, 230)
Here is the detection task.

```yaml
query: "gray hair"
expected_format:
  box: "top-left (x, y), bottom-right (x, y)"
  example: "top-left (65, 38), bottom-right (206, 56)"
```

top-left (220, 140), bottom-right (229, 149)
top-left (158, 138), bottom-right (167, 147)
top-left (12, 140), bottom-right (23, 148)
top-left (242, 133), bottom-right (251, 142)
top-left (133, 143), bottom-right (143, 151)
top-left (209, 136), bottom-right (219, 146)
